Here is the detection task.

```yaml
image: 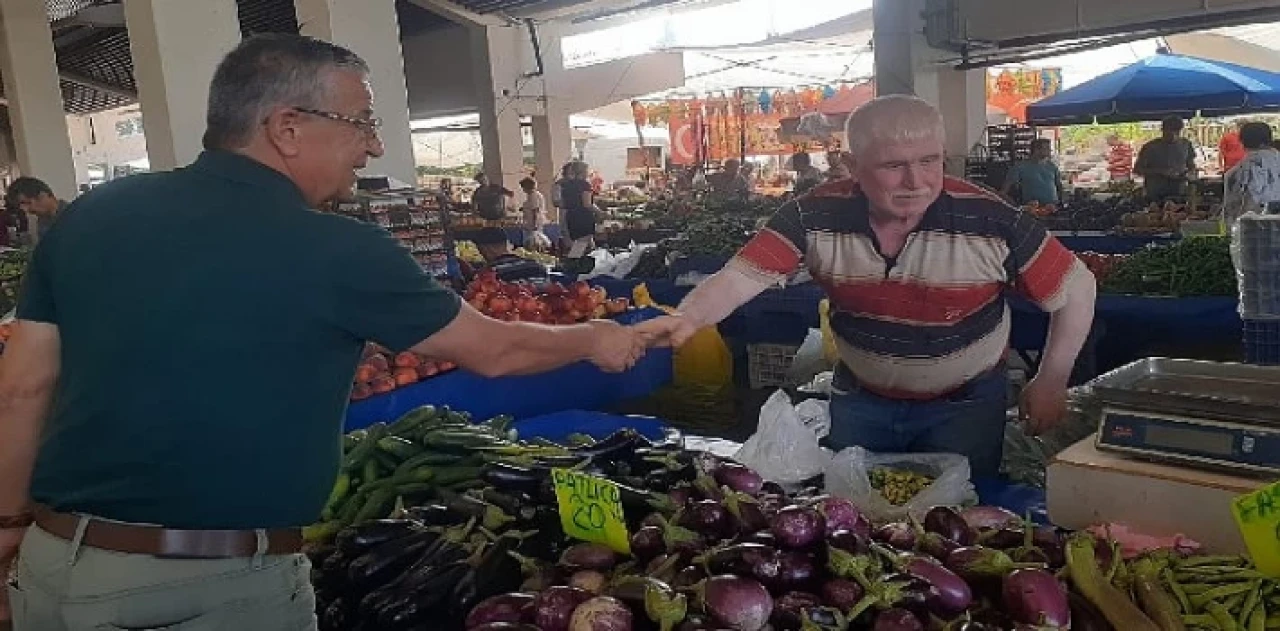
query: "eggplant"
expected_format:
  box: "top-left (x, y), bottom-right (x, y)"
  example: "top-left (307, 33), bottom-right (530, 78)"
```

top-left (669, 486), bottom-right (693, 507)
top-left (959, 506), bottom-right (1021, 531)
top-left (874, 523), bottom-right (917, 551)
top-left (533, 586), bottom-right (594, 631)
top-left (698, 575), bottom-right (774, 631)
top-left (724, 492), bottom-right (770, 534)
top-left (570, 428), bottom-right (641, 460)
top-left (770, 505), bottom-right (826, 550)
top-left (944, 546), bottom-right (1037, 583)
top-left (320, 599), bottom-right (350, 631)
top-left (437, 490), bottom-right (516, 531)
top-left (404, 504), bottom-right (459, 527)
top-left (713, 462), bottom-right (764, 495)
top-left (820, 578), bottom-right (865, 610)
top-left (803, 607), bottom-right (849, 631)
top-left (376, 561), bottom-right (471, 629)
top-left (901, 556), bottom-right (972, 617)
top-left (812, 497), bottom-right (870, 539)
top-left (454, 536), bottom-right (523, 616)
top-left (916, 532), bottom-right (962, 562)
top-left (631, 526), bottom-right (667, 563)
top-left (570, 570), bottom-right (610, 594)
top-left (980, 527), bottom-right (1025, 550)
top-left (481, 462), bottom-right (551, 493)
top-left (681, 500), bottom-right (731, 539)
top-left (466, 593), bottom-right (537, 629)
top-left (702, 543), bottom-right (776, 576)
top-left (672, 565), bottom-right (707, 590)
top-left (772, 550), bottom-right (818, 594)
top-left (568, 595), bottom-right (633, 631)
top-left (1067, 590), bottom-right (1111, 631)
top-left (345, 530), bottom-right (435, 591)
top-left (470, 624), bottom-right (541, 631)
top-left (770, 592), bottom-right (821, 631)
top-left (1002, 568), bottom-right (1070, 628)
top-left (481, 488), bottom-right (539, 522)
top-left (873, 608), bottom-right (924, 631)
top-left (561, 542), bottom-right (619, 572)
top-left (923, 506), bottom-right (976, 546)
top-left (335, 519), bottom-right (423, 556)
top-left (827, 530), bottom-right (869, 555)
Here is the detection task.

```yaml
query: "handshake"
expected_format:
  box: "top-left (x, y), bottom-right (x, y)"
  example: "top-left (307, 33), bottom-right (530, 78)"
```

top-left (584, 315), bottom-right (699, 373)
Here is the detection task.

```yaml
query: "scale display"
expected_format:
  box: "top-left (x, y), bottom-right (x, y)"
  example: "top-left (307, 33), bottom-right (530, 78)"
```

top-left (1097, 408), bottom-right (1280, 475)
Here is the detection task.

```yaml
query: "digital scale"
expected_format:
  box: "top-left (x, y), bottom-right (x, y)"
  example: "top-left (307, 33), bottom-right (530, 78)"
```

top-left (1091, 358), bottom-right (1280, 477)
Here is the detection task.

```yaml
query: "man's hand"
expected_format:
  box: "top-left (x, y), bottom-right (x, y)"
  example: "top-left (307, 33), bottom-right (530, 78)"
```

top-left (633, 315), bottom-right (700, 348)
top-left (0, 527), bottom-right (22, 622)
top-left (1019, 375), bottom-right (1069, 436)
top-left (587, 320), bottom-right (645, 373)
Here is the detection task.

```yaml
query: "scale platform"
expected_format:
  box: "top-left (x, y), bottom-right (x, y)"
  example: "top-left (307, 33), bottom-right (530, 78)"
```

top-left (1090, 358), bottom-right (1280, 476)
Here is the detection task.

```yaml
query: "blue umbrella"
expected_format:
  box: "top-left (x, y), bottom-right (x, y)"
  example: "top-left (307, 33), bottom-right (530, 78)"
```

top-left (1026, 53), bottom-right (1280, 125)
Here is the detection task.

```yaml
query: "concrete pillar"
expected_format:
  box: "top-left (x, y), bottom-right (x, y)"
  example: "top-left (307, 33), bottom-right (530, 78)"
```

top-left (471, 25), bottom-right (525, 189)
top-left (296, 0), bottom-right (416, 187)
top-left (872, 0), bottom-right (984, 175)
top-left (0, 0), bottom-right (77, 199)
top-left (124, 0), bottom-right (240, 171)
top-left (531, 112), bottom-right (571, 221)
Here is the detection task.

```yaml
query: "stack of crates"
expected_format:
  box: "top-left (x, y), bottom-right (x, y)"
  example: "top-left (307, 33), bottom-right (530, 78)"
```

top-left (1237, 214), bottom-right (1280, 364)
top-left (964, 125), bottom-right (1037, 190)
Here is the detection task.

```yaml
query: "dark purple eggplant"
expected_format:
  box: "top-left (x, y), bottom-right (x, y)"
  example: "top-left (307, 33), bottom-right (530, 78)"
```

top-left (673, 565), bottom-right (707, 590)
top-left (570, 570), bottom-right (610, 594)
top-left (827, 530), bottom-right (870, 555)
top-left (1002, 568), bottom-right (1070, 628)
top-left (466, 593), bottom-right (537, 628)
top-left (944, 546), bottom-right (1034, 583)
top-left (568, 595), bottom-right (633, 631)
top-left (770, 592), bottom-right (821, 631)
top-left (724, 491), bottom-right (770, 534)
top-left (714, 462), bottom-right (764, 495)
top-left (698, 575), bottom-right (774, 631)
top-left (669, 486), bottom-right (694, 507)
top-left (470, 624), bottom-right (541, 631)
top-left (959, 506), bottom-right (1021, 531)
top-left (681, 500), bottom-right (731, 538)
top-left (345, 531), bottom-right (435, 590)
top-left (646, 554), bottom-right (683, 585)
top-left (533, 586), bottom-right (594, 631)
top-left (901, 556), bottom-right (972, 617)
top-left (916, 532), bottom-right (962, 562)
top-left (334, 519), bottom-right (422, 556)
top-left (812, 497), bottom-right (870, 539)
top-left (632, 526), bottom-right (666, 563)
top-left (770, 505), bottom-right (826, 550)
top-left (873, 608), bottom-right (924, 631)
top-left (874, 523), bottom-right (917, 551)
top-left (980, 527), bottom-right (1026, 550)
top-left (481, 462), bottom-right (550, 493)
top-left (737, 530), bottom-right (776, 547)
top-left (561, 542), bottom-right (619, 572)
top-left (772, 550), bottom-right (818, 594)
top-left (820, 578), bottom-right (865, 610)
top-left (803, 607), bottom-right (849, 630)
top-left (923, 506), bottom-right (976, 546)
top-left (702, 543), bottom-right (776, 576)
top-left (1067, 590), bottom-right (1111, 631)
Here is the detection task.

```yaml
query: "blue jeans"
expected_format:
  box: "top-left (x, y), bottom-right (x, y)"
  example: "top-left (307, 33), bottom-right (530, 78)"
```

top-left (827, 366), bottom-right (1009, 477)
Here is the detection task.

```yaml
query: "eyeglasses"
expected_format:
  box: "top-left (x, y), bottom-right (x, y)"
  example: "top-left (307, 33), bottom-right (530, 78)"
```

top-left (293, 107), bottom-right (382, 138)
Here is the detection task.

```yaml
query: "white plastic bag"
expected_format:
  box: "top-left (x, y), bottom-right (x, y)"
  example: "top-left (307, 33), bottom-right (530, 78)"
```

top-left (793, 398), bottom-right (830, 440)
top-left (733, 390), bottom-right (832, 484)
top-left (825, 446), bottom-right (976, 522)
top-left (785, 329), bottom-right (832, 386)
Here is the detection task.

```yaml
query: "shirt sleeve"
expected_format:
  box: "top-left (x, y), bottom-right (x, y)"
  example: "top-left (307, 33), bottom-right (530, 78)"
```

top-left (14, 238), bottom-right (57, 323)
top-left (1002, 207), bottom-right (1084, 312)
top-left (330, 222), bottom-right (462, 352)
top-left (729, 200), bottom-right (806, 282)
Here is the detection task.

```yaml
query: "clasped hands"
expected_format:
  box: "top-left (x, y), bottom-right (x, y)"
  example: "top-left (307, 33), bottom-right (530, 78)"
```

top-left (585, 315), bottom-right (698, 373)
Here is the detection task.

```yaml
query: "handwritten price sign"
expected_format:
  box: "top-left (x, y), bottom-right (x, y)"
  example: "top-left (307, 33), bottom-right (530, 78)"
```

top-left (1232, 481), bottom-right (1280, 577)
top-left (552, 468), bottom-right (631, 554)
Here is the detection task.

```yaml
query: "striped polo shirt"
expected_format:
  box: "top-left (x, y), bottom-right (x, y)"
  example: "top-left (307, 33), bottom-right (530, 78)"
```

top-left (731, 176), bottom-right (1087, 399)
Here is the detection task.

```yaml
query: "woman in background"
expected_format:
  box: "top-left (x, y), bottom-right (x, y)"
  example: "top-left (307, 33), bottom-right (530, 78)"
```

top-left (519, 177), bottom-right (549, 251)
top-left (561, 161), bottom-right (599, 271)
top-left (1223, 121), bottom-right (1280, 226)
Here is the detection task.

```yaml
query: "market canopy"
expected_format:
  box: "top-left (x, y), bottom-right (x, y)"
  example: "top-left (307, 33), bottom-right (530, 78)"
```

top-left (1025, 53), bottom-right (1280, 125)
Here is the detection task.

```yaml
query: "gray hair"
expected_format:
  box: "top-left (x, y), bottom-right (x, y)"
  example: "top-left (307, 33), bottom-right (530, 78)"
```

top-left (844, 94), bottom-right (945, 158)
top-left (203, 34), bottom-right (368, 151)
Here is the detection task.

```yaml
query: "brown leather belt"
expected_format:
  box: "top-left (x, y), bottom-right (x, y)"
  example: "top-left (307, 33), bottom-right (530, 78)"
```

top-left (33, 506), bottom-right (304, 559)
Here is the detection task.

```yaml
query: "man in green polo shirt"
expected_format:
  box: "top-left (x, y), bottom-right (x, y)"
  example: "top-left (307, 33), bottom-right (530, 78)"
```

top-left (0, 35), bottom-right (660, 630)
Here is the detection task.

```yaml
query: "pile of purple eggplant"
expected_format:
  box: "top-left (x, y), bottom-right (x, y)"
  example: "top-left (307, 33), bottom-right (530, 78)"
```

top-left (460, 454), bottom-right (1089, 631)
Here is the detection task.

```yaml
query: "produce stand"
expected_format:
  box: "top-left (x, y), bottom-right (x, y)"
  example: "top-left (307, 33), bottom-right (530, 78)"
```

top-left (1053, 231), bottom-right (1179, 255)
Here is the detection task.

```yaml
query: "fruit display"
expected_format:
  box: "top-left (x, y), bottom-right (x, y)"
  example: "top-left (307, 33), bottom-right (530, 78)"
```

top-left (1076, 251), bottom-right (1128, 285)
top-left (465, 269), bottom-right (630, 324)
top-left (350, 344), bottom-right (457, 402)
top-left (308, 408), bottom-right (1261, 631)
top-left (1119, 201), bottom-right (1213, 236)
top-left (456, 241), bottom-right (559, 267)
top-left (1101, 237), bottom-right (1237, 297)
top-left (868, 468), bottom-right (935, 507)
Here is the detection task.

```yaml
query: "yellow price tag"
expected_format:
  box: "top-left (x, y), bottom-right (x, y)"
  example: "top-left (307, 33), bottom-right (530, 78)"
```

top-left (1231, 481), bottom-right (1280, 577)
top-left (552, 468), bottom-right (632, 554)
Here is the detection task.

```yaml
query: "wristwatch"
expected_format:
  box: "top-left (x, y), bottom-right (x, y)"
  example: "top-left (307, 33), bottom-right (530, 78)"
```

top-left (0, 512), bottom-right (32, 529)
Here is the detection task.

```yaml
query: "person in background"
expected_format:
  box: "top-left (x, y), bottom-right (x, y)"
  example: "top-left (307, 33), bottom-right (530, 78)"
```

top-left (0, 200), bottom-right (28, 248)
top-left (1220, 122), bottom-right (1247, 174)
top-left (707, 159), bottom-right (749, 198)
top-left (0, 34), bottom-right (659, 629)
top-left (1135, 116), bottom-right (1198, 200)
top-left (825, 150), bottom-right (851, 180)
top-left (791, 152), bottom-right (824, 195)
top-left (471, 171), bottom-right (513, 221)
top-left (519, 177), bottom-right (549, 251)
top-left (589, 170), bottom-right (604, 195)
top-left (561, 161), bottom-right (598, 261)
top-left (645, 95), bottom-right (1097, 476)
top-left (6, 177), bottom-right (65, 243)
top-left (1001, 138), bottom-right (1064, 206)
top-left (1222, 121), bottom-right (1280, 226)
top-left (466, 227), bottom-right (548, 283)
top-left (1105, 134), bottom-right (1134, 182)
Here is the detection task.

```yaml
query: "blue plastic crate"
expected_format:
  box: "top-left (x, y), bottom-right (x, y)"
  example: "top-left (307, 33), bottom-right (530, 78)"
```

top-left (1244, 319), bottom-right (1280, 365)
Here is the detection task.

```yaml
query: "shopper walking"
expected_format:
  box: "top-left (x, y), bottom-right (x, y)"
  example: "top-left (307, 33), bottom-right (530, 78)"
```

top-left (0, 34), bottom-right (658, 631)
top-left (1222, 121), bottom-right (1280, 226)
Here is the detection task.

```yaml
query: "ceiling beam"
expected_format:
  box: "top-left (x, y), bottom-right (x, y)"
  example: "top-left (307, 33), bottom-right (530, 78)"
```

top-left (407, 0), bottom-right (503, 28)
top-left (60, 70), bottom-right (137, 100)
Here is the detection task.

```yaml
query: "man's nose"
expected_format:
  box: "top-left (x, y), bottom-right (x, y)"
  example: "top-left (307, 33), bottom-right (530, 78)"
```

top-left (366, 133), bottom-right (385, 159)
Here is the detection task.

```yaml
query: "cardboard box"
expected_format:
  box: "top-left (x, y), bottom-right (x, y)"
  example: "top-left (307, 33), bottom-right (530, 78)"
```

top-left (1047, 435), bottom-right (1270, 553)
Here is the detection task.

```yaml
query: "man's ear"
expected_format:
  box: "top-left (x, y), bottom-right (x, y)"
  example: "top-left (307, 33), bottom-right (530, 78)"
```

top-left (263, 107), bottom-right (304, 158)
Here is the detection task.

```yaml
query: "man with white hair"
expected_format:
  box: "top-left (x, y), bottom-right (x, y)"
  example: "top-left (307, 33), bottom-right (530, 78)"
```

top-left (652, 95), bottom-right (1097, 475)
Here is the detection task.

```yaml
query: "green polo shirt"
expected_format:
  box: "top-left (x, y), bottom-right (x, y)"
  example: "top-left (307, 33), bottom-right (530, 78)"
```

top-left (17, 150), bottom-right (461, 529)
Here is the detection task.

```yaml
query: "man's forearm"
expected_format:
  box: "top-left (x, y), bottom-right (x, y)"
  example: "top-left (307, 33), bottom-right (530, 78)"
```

top-left (1038, 272), bottom-right (1098, 384)
top-left (678, 265), bottom-right (776, 328)
top-left (0, 394), bottom-right (49, 516)
top-left (483, 321), bottom-right (601, 377)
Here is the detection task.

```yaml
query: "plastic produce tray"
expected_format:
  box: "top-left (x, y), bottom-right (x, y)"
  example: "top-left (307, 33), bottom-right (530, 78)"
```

top-left (1244, 319), bottom-right (1280, 366)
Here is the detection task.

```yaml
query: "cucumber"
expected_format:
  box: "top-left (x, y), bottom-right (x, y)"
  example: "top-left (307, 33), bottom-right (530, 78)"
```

top-left (377, 436), bottom-right (420, 461)
top-left (343, 423), bottom-right (387, 471)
